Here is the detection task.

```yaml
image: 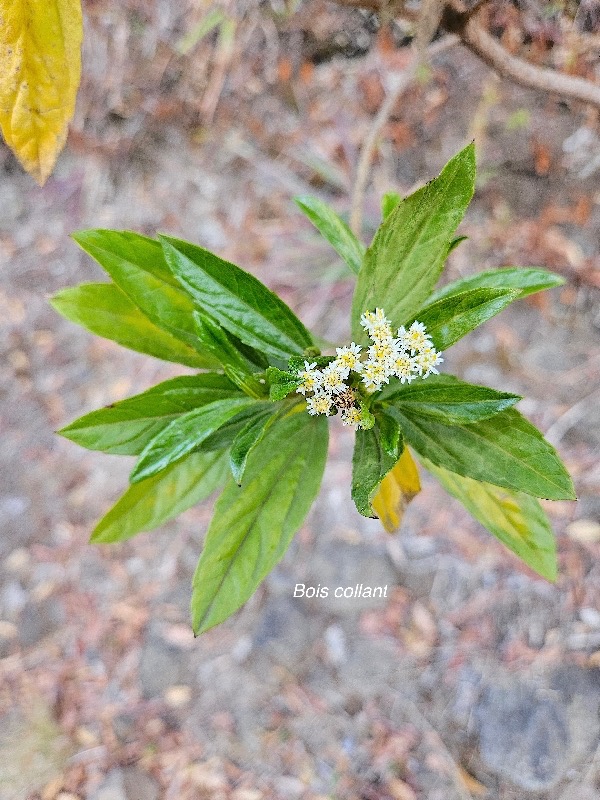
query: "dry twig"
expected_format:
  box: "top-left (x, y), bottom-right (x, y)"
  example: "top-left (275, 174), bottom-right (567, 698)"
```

top-left (333, 0), bottom-right (600, 109)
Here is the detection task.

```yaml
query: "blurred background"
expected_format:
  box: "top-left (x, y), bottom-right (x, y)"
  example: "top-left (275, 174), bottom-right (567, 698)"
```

top-left (1, 0), bottom-right (599, 798)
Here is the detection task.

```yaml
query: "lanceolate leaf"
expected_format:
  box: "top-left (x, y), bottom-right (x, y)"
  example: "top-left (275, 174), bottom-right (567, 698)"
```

top-left (191, 409), bottom-right (328, 634)
top-left (294, 195), bottom-right (365, 275)
top-left (420, 457), bottom-right (557, 581)
top-left (407, 288), bottom-right (520, 351)
top-left (58, 374), bottom-right (242, 455)
top-left (160, 235), bottom-right (313, 361)
top-left (391, 407), bottom-right (576, 501)
top-left (371, 447), bottom-right (421, 533)
top-left (91, 450), bottom-right (229, 544)
top-left (380, 374), bottom-right (521, 425)
top-left (198, 403), bottom-right (275, 452)
top-left (193, 311), bottom-right (266, 399)
top-left (229, 405), bottom-right (280, 484)
top-left (50, 283), bottom-right (209, 368)
top-left (0, 0), bottom-right (83, 185)
top-left (428, 266), bottom-right (565, 305)
top-left (352, 143), bottom-right (476, 337)
top-left (352, 423), bottom-right (398, 518)
top-left (375, 410), bottom-right (403, 459)
top-left (131, 397), bottom-right (258, 483)
top-left (72, 230), bottom-right (217, 365)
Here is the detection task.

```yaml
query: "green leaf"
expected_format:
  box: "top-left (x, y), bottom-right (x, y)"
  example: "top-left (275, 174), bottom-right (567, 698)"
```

top-left (375, 410), bottom-right (403, 459)
top-left (191, 409), bottom-right (328, 634)
top-left (58, 374), bottom-right (242, 455)
top-left (428, 266), bottom-right (566, 305)
top-left (446, 235), bottom-right (468, 255)
top-left (294, 195), bottom-right (365, 275)
top-left (391, 407), bottom-right (576, 501)
top-left (198, 403), bottom-right (274, 452)
top-left (72, 230), bottom-right (218, 367)
top-left (352, 423), bottom-right (398, 517)
top-left (91, 450), bottom-right (229, 544)
top-left (381, 191), bottom-right (401, 221)
top-left (159, 235), bottom-right (313, 361)
top-left (407, 288), bottom-right (519, 351)
top-left (352, 143), bottom-right (476, 337)
top-left (266, 366), bottom-right (302, 401)
top-left (287, 355), bottom-right (334, 371)
top-left (131, 397), bottom-right (258, 483)
top-left (193, 311), bottom-right (266, 399)
top-left (419, 457), bottom-right (557, 580)
top-left (50, 282), bottom-right (209, 368)
top-left (380, 374), bottom-right (521, 425)
top-left (230, 405), bottom-right (279, 484)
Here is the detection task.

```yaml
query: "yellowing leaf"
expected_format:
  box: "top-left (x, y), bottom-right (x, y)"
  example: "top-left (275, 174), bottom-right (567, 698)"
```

top-left (372, 447), bottom-right (421, 533)
top-left (0, 0), bottom-right (83, 184)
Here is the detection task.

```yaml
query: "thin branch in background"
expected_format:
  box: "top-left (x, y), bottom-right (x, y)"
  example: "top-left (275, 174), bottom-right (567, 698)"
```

top-left (332, 0), bottom-right (600, 110)
top-left (349, 34), bottom-right (458, 236)
top-left (457, 9), bottom-right (600, 109)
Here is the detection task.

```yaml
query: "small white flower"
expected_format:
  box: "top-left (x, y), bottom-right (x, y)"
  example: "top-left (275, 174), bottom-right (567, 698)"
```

top-left (367, 339), bottom-right (396, 366)
top-left (360, 307), bottom-right (388, 330)
top-left (404, 321), bottom-right (431, 354)
top-left (296, 360), bottom-right (322, 395)
top-left (372, 323), bottom-right (394, 343)
top-left (392, 354), bottom-right (417, 383)
top-left (335, 343), bottom-right (363, 374)
top-left (414, 347), bottom-right (444, 377)
top-left (321, 362), bottom-right (347, 395)
top-left (341, 406), bottom-right (363, 427)
top-left (362, 361), bottom-right (390, 393)
top-left (307, 392), bottom-right (333, 416)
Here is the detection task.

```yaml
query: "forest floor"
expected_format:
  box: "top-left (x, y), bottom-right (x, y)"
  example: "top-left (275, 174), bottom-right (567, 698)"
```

top-left (1, 1), bottom-right (600, 799)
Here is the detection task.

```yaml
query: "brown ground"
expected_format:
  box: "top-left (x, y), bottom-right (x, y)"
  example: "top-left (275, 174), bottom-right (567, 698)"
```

top-left (1, 2), bottom-right (600, 799)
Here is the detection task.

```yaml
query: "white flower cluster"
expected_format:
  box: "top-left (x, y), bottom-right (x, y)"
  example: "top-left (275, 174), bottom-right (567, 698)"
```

top-left (359, 308), bottom-right (443, 392)
top-left (295, 308), bottom-right (443, 427)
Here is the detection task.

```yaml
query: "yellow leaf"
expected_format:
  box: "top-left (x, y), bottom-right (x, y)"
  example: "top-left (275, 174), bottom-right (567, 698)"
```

top-left (372, 447), bottom-right (421, 533)
top-left (0, 0), bottom-right (83, 185)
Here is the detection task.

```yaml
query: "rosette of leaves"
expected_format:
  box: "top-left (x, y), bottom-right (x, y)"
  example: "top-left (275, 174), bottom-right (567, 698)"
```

top-left (52, 144), bottom-right (574, 634)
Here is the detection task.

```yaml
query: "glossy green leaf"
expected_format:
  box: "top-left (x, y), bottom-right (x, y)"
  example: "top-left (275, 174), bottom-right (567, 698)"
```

top-left (352, 143), bottom-right (476, 337)
top-left (230, 405), bottom-right (279, 484)
top-left (198, 403), bottom-right (274, 452)
top-left (91, 450), bottom-right (229, 544)
top-left (408, 288), bottom-right (519, 351)
top-left (374, 410), bottom-right (403, 459)
top-left (419, 457), bottom-right (557, 580)
top-left (428, 266), bottom-right (565, 305)
top-left (191, 409), bottom-right (328, 634)
top-left (294, 195), bottom-right (365, 275)
top-left (380, 374), bottom-right (521, 425)
top-left (160, 235), bottom-right (313, 361)
top-left (50, 283), bottom-right (209, 368)
top-left (72, 230), bottom-right (218, 366)
top-left (193, 311), bottom-right (266, 399)
top-left (131, 397), bottom-right (257, 483)
top-left (352, 422), bottom-right (399, 517)
top-left (58, 374), bottom-right (242, 455)
top-left (391, 407), bottom-right (576, 501)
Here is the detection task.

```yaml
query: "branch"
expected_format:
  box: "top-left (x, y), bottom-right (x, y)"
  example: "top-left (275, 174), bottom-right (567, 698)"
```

top-left (457, 10), bottom-right (600, 109)
top-left (330, 0), bottom-right (600, 109)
